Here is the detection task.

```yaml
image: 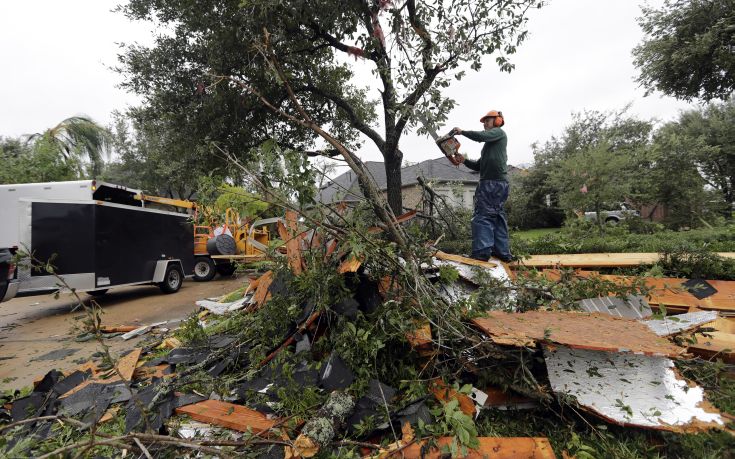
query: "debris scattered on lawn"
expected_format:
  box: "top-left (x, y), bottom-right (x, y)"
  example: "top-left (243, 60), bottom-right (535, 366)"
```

top-left (5, 210), bottom-right (732, 458)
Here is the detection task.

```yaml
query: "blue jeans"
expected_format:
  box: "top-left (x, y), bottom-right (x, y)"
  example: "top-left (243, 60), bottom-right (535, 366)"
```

top-left (471, 180), bottom-right (511, 260)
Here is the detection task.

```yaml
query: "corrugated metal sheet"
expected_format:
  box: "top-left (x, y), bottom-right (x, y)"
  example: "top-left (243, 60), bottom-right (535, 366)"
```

top-left (577, 295), bottom-right (652, 319)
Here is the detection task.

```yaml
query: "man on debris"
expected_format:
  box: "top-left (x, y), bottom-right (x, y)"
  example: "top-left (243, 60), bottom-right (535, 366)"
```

top-left (452, 110), bottom-right (513, 262)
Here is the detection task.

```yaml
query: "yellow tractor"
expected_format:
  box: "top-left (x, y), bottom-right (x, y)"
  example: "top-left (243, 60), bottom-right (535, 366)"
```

top-left (134, 193), bottom-right (275, 281)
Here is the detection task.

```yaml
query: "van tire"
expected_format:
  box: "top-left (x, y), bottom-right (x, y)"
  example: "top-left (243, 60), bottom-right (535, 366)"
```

top-left (159, 263), bottom-right (184, 294)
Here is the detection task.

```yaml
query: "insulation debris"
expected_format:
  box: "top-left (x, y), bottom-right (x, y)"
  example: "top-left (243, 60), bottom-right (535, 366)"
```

top-left (473, 311), bottom-right (685, 357)
top-left (195, 296), bottom-right (250, 315)
top-left (642, 311), bottom-right (719, 336)
top-left (544, 346), bottom-right (725, 432)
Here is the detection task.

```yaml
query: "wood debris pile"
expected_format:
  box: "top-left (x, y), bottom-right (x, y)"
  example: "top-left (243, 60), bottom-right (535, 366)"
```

top-left (2, 211), bottom-right (734, 457)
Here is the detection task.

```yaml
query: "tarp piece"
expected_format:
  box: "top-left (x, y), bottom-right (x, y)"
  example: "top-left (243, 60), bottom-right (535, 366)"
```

top-left (473, 311), bottom-right (685, 357)
top-left (643, 311), bottom-right (719, 336)
top-left (196, 297), bottom-right (250, 315)
top-left (577, 295), bottom-right (652, 319)
top-left (544, 346), bottom-right (725, 432)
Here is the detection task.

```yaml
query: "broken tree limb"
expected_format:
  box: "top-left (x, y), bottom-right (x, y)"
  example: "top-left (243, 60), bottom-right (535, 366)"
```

top-left (293, 391), bottom-right (356, 458)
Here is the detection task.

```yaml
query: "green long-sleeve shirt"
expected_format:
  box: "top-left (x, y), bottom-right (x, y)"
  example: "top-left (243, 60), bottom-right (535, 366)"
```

top-left (462, 127), bottom-right (508, 181)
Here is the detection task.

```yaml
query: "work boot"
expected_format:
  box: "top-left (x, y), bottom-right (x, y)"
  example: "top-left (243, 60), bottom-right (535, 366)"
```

top-left (470, 252), bottom-right (491, 262)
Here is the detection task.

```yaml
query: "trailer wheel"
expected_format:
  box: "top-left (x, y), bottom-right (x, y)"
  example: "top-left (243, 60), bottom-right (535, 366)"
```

top-left (216, 263), bottom-right (237, 277)
top-left (193, 256), bottom-right (216, 282)
top-left (159, 263), bottom-right (184, 294)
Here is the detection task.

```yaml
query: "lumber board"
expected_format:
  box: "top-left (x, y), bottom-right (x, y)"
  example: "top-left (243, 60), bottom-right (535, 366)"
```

top-left (516, 252), bottom-right (735, 268)
top-left (434, 250), bottom-right (497, 268)
top-left (541, 270), bottom-right (735, 313)
top-left (175, 400), bottom-right (280, 433)
top-left (688, 331), bottom-right (735, 363)
top-left (397, 437), bottom-right (556, 459)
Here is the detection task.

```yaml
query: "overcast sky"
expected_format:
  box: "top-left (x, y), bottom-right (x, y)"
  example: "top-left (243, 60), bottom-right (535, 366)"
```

top-left (0, 0), bottom-right (695, 169)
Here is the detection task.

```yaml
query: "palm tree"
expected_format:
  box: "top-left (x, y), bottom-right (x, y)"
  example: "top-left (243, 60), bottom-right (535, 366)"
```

top-left (28, 116), bottom-right (111, 178)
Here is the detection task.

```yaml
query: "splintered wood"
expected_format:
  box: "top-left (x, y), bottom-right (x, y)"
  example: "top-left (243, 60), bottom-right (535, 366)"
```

top-left (175, 400), bottom-right (281, 434)
top-left (396, 437), bottom-right (556, 459)
top-left (473, 311), bottom-right (685, 357)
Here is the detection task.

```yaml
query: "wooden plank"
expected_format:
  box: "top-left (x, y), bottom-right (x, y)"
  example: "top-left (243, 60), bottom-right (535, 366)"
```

top-left (210, 254), bottom-right (266, 261)
top-left (396, 437), bottom-right (556, 459)
top-left (517, 252), bottom-right (735, 268)
top-left (175, 400), bottom-right (280, 433)
top-left (252, 270), bottom-right (273, 308)
top-left (116, 348), bottom-right (142, 381)
top-left (100, 325), bottom-right (139, 333)
top-left (473, 311), bottom-right (685, 357)
top-left (284, 210), bottom-right (304, 275)
top-left (434, 250), bottom-right (497, 268)
top-left (688, 331), bottom-right (735, 363)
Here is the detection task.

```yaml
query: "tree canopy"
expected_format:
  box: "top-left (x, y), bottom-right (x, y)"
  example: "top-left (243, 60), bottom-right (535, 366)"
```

top-left (633, 0), bottom-right (735, 101)
top-left (118, 0), bottom-right (544, 215)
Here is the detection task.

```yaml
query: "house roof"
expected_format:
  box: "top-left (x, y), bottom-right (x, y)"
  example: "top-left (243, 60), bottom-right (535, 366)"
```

top-left (317, 157), bottom-right (525, 205)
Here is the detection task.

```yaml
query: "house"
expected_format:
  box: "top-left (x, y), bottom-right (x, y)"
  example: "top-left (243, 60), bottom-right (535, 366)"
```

top-left (316, 157), bottom-right (525, 210)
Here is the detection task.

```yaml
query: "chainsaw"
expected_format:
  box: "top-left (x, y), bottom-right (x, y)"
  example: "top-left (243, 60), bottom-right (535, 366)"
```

top-left (418, 115), bottom-right (462, 166)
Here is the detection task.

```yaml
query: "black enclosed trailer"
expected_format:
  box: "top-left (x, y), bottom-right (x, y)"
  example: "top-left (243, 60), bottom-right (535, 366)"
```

top-left (1, 181), bottom-right (194, 301)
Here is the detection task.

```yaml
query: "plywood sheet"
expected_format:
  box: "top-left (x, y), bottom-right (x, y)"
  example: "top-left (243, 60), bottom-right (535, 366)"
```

top-left (473, 311), bottom-right (685, 357)
top-left (397, 437), bottom-right (556, 459)
top-left (175, 400), bottom-right (280, 433)
top-left (517, 252), bottom-right (735, 268)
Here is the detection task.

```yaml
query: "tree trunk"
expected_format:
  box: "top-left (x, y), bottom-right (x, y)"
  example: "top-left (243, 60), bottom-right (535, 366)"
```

top-left (384, 149), bottom-right (403, 215)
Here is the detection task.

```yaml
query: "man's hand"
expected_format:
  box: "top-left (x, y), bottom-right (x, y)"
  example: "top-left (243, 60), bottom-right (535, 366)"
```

top-left (452, 127), bottom-right (463, 135)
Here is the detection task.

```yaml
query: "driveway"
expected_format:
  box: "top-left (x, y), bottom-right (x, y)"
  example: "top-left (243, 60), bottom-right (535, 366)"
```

top-left (0, 277), bottom-right (244, 391)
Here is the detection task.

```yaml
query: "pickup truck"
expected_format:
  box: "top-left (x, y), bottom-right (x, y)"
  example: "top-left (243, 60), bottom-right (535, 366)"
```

top-left (583, 204), bottom-right (639, 224)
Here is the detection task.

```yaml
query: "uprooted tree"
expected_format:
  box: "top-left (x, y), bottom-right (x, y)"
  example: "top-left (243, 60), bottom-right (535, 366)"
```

top-left (118, 0), bottom-right (544, 215)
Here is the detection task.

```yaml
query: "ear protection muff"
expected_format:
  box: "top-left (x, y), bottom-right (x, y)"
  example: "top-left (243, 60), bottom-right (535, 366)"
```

top-left (493, 112), bottom-right (504, 127)
top-left (481, 110), bottom-right (505, 127)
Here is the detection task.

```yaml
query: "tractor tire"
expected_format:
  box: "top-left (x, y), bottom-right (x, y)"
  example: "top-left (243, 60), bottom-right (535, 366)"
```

top-left (159, 263), bottom-right (184, 294)
top-left (216, 263), bottom-right (237, 278)
top-left (193, 256), bottom-right (216, 282)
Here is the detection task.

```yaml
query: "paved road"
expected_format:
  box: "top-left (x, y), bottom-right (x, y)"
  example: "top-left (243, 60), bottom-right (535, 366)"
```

top-left (0, 276), bottom-right (244, 391)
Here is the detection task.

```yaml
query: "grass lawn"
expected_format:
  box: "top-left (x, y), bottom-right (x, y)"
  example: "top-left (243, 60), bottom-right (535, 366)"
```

top-left (511, 227), bottom-right (561, 240)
